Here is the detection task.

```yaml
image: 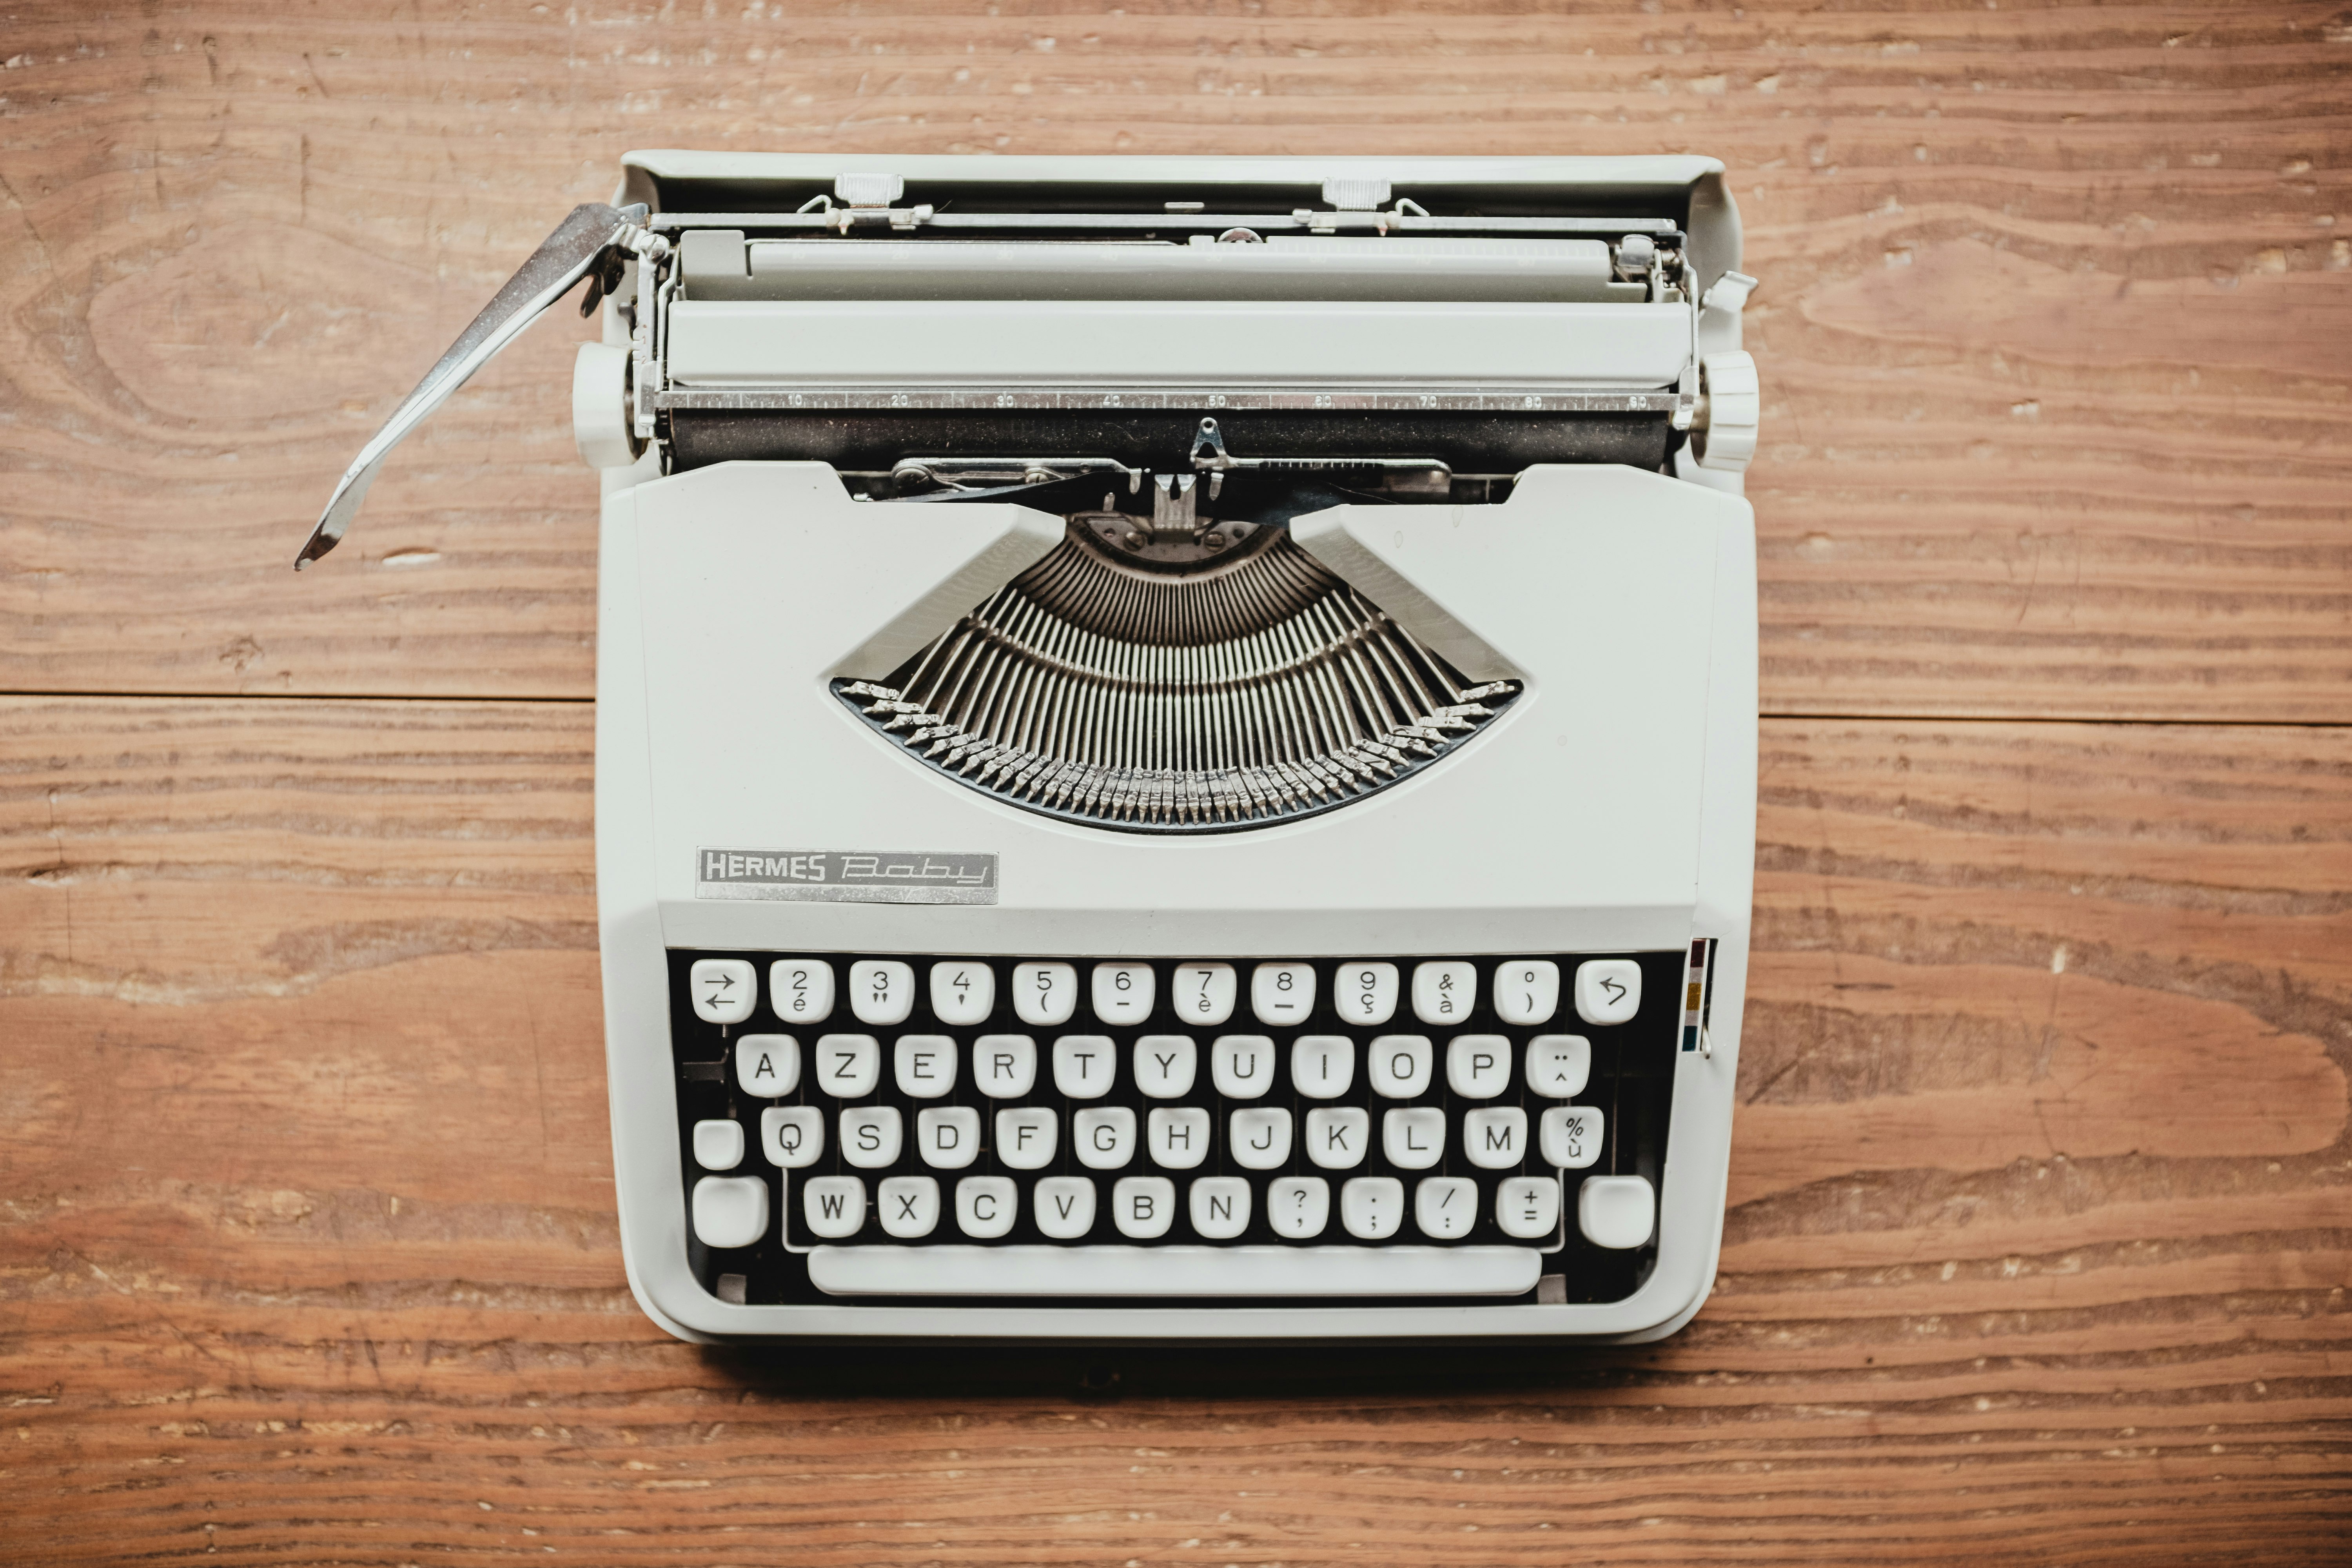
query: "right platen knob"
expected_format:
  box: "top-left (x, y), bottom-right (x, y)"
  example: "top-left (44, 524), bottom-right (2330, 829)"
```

top-left (1692, 349), bottom-right (1760, 472)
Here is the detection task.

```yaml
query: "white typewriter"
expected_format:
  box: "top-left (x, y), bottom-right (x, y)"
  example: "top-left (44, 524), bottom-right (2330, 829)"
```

top-left (299, 154), bottom-right (1760, 1343)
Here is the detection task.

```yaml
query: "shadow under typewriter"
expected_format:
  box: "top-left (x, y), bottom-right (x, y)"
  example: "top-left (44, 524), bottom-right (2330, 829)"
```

top-left (836, 498), bottom-right (1520, 834)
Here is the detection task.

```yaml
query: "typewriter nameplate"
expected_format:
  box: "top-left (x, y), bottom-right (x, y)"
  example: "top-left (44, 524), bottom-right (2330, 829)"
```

top-left (697, 849), bottom-right (997, 906)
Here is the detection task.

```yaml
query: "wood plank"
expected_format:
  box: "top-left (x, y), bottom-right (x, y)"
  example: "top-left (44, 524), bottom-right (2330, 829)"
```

top-left (2, 696), bottom-right (2344, 1563)
top-left (0, 2), bottom-right (2345, 715)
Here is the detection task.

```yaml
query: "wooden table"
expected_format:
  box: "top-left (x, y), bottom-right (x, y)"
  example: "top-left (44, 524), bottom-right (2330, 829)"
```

top-left (3, 3), bottom-right (2346, 1561)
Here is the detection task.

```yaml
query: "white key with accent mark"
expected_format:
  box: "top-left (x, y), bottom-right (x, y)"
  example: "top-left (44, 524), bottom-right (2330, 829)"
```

top-left (1034, 1176), bottom-right (1096, 1240)
top-left (816, 1034), bottom-right (880, 1098)
top-left (768, 959), bottom-right (833, 1025)
top-left (1305, 1107), bottom-right (1369, 1170)
top-left (1526, 1035), bottom-right (1591, 1098)
top-left (916, 1106), bottom-right (980, 1170)
top-left (1464, 1107), bottom-right (1529, 1169)
top-left (1496, 1175), bottom-right (1563, 1240)
top-left (1574, 959), bottom-right (1642, 1025)
top-left (692, 1118), bottom-right (744, 1172)
top-left (1340, 1176), bottom-right (1404, 1240)
top-left (736, 1035), bottom-right (799, 1097)
top-left (1190, 1176), bottom-right (1251, 1240)
top-left (1368, 1035), bottom-right (1434, 1099)
top-left (1073, 1106), bottom-right (1137, 1170)
top-left (1148, 1107), bottom-right (1210, 1169)
top-left (1333, 962), bottom-right (1399, 1026)
top-left (1540, 1105), bottom-right (1604, 1169)
top-left (1415, 1175), bottom-right (1478, 1239)
top-left (848, 960), bottom-right (915, 1026)
top-left (1383, 1107), bottom-right (1446, 1169)
top-left (1211, 1034), bottom-right (1276, 1099)
top-left (894, 1034), bottom-right (956, 1098)
top-left (971, 1034), bottom-right (1036, 1098)
top-left (1446, 1034), bottom-right (1512, 1098)
top-left (761, 1105), bottom-right (823, 1169)
top-left (840, 1105), bottom-right (903, 1169)
top-left (1012, 962), bottom-right (1078, 1026)
top-left (1133, 1036), bottom-right (1197, 1098)
top-left (1170, 962), bottom-right (1236, 1026)
top-left (690, 958), bottom-right (757, 1025)
top-left (691, 1175), bottom-right (768, 1249)
top-left (1267, 1175), bottom-right (1330, 1238)
top-left (1411, 960), bottom-right (1476, 1025)
top-left (994, 1106), bottom-right (1058, 1170)
top-left (1053, 1035), bottom-right (1116, 1098)
top-left (928, 962), bottom-right (995, 1025)
top-left (1092, 962), bottom-right (1155, 1025)
top-left (1251, 962), bottom-right (1316, 1025)
top-left (1229, 1107), bottom-right (1293, 1170)
top-left (1494, 959), bottom-right (1560, 1025)
top-left (878, 1175), bottom-right (939, 1239)
top-left (802, 1175), bottom-right (864, 1239)
top-left (956, 1175), bottom-right (1016, 1239)
top-left (1290, 1035), bottom-right (1354, 1098)
top-left (1113, 1176), bottom-right (1174, 1239)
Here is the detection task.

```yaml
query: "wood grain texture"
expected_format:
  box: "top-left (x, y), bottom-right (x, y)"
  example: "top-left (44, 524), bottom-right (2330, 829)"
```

top-left (0, 1), bottom-right (2346, 714)
top-left (2, 699), bottom-right (2345, 1564)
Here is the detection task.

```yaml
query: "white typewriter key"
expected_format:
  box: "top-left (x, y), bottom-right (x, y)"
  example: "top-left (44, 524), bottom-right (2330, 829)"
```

top-left (1368, 1034), bottom-right (1434, 1098)
top-left (1526, 1034), bottom-right (1592, 1098)
top-left (848, 960), bottom-right (916, 1026)
top-left (1334, 961), bottom-right (1399, 1026)
top-left (815, 1034), bottom-right (880, 1098)
top-left (1251, 961), bottom-right (1317, 1026)
top-left (1229, 1107), bottom-right (1294, 1171)
top-left (1540, 1105), bottom-right (1605, 1170)
top-left (1113, 1176), bottom-right (1175, 1240)
top-left (1383, 1107), bottom-right (1446, 1169)
top-left (1415, 1176), bottom-right (1479, 1240)
top-left (1073, 1106), bottom-right (1138, 1170)
top-left (1267, 1176), bottom-right (1331, 1238)
top-left (1305, 1107), bottom-right (1370, 1170)
top-left (691, 1175), bottom-right (769, 1250)
top-left (1578, 1174), bottom-right (1656, 1250)
top-left (802, 1175), bottom-right (865, 1240)
top-left (1340, 1176), bottom-right (1405, 1240)
top-left (1574, 958), bottom-right (1642, 1026)
top-left (1170, 962), bottom-right (1237, 1026)
top-left (693, 1119), bottom-right (745, 1172)
top-left (1211, 1034), bottom-right (1276, 1099)
top-left (1133, 1035), bottom-right (1198, 1098)
top-left (769, 960), bottom-right (834, 1025)
top-left (1012, 961), bottom-right (1079, 1027)
top-left (956, 1175), bottom-right (1017, 1240)
top-left (916, 1106), bottom-right (981, 1171)
top-left (1291, 1034), bottom-right (1355, 1098)
top-left (1464, 1107), bottom-right (1530, 1170)
top-left (1411, 960), bottom-right (1477, 1025)
top-left (1034, 1176), bottom-right (1097, 1240)
top-left (877, 1175), bottom-right (940, 1240)
top-left (1148, 1107), bottom-right (1210, 1170)
top-left (735, 1035), bottom-right (800, 1098)
top-left (1446, 1034), bottom-right (1512, 1098)
top-left (840, 1106), bottom-right (904, 1169)
top-left (894, 1034), bottom-right (957, 1098)
top-left (1494, 960), bottom-right (1561, 1026)
top-left (689, 958), bottom-right (757, 1025)
top-left (995, 1107), bottom-right (1059, 1171)
top-left (1496, 1175), bottom-right (1563, 1240)
top-left (1053, 1035), bottom-right (1116, 1098)
top-left (1190, 1176), bottom-right (1252, 1240)
top-left (1091, 962), bottom-right (1155, 1025)
top-left (761, 1105), bottom-right (824, 1169)
top-left (971, 1033), bottom-right (1037, 1098)
top-left (927, 962), bottom-right (996, 1026)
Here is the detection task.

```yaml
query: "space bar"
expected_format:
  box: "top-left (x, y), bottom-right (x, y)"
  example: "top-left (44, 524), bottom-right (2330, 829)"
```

top-left (807, 1243), bottom-right (1541, 1297)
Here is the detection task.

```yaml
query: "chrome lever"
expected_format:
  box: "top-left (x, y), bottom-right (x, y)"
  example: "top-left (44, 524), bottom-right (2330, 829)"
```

top-left (294, 201), bottom-right (664, 570)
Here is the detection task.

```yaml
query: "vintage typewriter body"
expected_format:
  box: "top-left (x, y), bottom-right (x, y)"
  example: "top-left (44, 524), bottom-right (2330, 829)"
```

top-left (300, 154), bottom-right (1760, 1343)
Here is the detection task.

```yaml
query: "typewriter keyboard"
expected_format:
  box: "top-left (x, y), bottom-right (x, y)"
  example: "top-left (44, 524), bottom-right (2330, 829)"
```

top-left (668, 948), bottom-right (1704, 1307)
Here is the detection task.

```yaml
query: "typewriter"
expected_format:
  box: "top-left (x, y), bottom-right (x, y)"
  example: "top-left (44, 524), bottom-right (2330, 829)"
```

top-left (299, 154), bottom-right (1759, 1343)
